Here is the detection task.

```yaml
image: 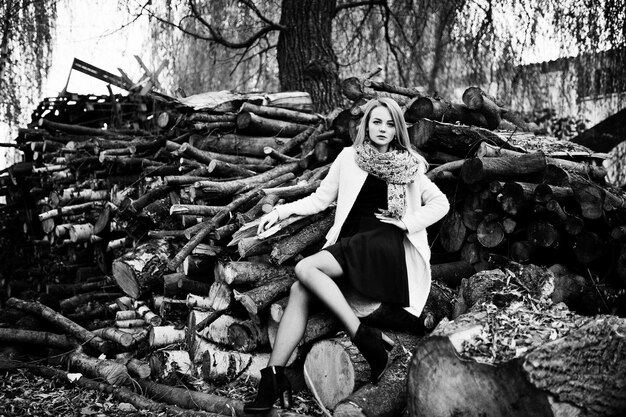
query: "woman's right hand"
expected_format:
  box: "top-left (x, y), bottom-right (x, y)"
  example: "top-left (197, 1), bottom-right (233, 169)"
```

top-left (257, 209), bottom-right (280, 235)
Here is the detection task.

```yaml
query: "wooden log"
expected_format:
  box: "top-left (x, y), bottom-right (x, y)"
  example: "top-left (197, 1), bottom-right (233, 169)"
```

top-left (573, 231), bottom-right (604, 264)
top-left (187, 282), bottom-right (232, 311)
top-left (214, 261), bottom-right (295, 285)
top-left (405, 96), bottom-right (489, 128)
top-left (431, 261), bottom-right (475, 288)
top-left (69, 223), bottom-right (95, 243)
top-left (170, 204), bottom-right (220, 217)
top-left (240, 102), bottom-right (321, 124)
top-left (149, 349), bottom-right (194, 380)
top-left (340, 76), bottom-right (413, 104)
top-left (196, 314), bottom-right (268, 353)
top-left (499, 181), bottom-right (535, 215)
top-left (112, 238), bottom-right (178, 299)
top-left (38, 202), bottom-right (96, 222)
top-left (476, 214), bottom-right (505, 248)
top-left (545, 200), bottom-right (584, 236)
top-left (461, 86), bottom-right (502, 130)
top-left (91, 327), bottom-right (135, 348)
top-left (572, 182), bottom-right (605, 219)
top-left (308, 332), bottom-right (422, 415)
top-left (233, 277), bottom-right (295, 323)
top-left (237, 111), bottom-right (310, 137)
top-left (133, 300), bottom-right (162, 326)
top-left (407, 314), bottom-right (626, 417)
top-left (59, 292), bottom-right (123, 313)
top-left (439, 210), bottom-right (467, 252)
top-left (0, 328), bottom-right (77, 350)
top-left (269, 215), bottom-right (334, 264)
top-left (461, 152), bottom-right (547, 184)
top-left (198, 339), bottom-right (269, 383)
top-left (183, 254), bottom-right (215, 280)
top-left (67, 351), bottom-right (130, 385)
top-left (149, 325), bottom-right (186, 349)
top-left (171, 141), bottom-right (269, 167)
top-left (6, 298), bottom-right (112, 354)
top-left (194, 161), bottom-right (300, 195)
top-left (135, 378), bottom-right (247, 416)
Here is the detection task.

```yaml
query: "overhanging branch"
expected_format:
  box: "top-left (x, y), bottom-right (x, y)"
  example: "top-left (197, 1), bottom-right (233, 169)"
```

top-left (335, 0), bottom-right (386, 17)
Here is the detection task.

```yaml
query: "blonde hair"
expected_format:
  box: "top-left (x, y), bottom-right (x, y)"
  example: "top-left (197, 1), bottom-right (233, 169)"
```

top-left (353, 97), bottom-right (428, 172)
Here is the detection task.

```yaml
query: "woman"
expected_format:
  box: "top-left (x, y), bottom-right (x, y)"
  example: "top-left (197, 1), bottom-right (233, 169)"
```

top-left (244, 97), bottom-right (450, 413)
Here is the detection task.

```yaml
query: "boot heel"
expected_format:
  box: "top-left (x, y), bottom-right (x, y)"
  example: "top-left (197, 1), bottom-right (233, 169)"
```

top-left (280, 389), bottom-right (292, 409)
top-left (381, 333), bottom-right (395, 351)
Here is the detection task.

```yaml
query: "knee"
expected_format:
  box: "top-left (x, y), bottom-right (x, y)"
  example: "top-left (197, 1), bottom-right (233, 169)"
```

top-left (289, 281), bottom-right (310, 301)
top-left (294, 258), bottom-right (314, 285)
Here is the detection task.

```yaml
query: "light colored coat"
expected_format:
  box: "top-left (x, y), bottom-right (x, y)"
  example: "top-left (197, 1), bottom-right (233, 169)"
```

top-left (274, 147), bottom-right (450, 317)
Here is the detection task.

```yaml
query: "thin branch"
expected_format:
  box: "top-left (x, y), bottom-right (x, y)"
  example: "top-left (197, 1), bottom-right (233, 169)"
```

top-left (239, 0), bottom-right (285, 29)
top-left (185, 0), bottom-right (282, 49)
top-left (335, 0), bottom-right (386, 17)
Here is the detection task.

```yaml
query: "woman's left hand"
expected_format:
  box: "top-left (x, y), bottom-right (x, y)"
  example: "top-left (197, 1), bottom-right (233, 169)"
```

top-left (375, 209), bottom-right (407, 231)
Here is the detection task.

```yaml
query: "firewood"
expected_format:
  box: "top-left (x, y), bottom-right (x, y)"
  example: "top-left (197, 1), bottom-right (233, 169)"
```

top-left (187, 282), bottom-right (232, 311)
top-left (59, 291), bottom-right (123, 313)
top-left (341, 77), bottom-right (413, 104)
top-left (196, 314), bottom-right (268, 352)
top-left (149, 349), bottom-right (194, 380)
top-left (168, 170), bottom-right (298, 271)
top-left (116, 319), bottom-right (147, 328)
top-left (573, 231), bottom-right (604, 264)
top-left (240, 102), bottom-right (322, 124)
top-left (197, 337), bottom-right (269, 383)
top-left (215, 261), bottom-right (295, 285)
top-left (499, 181), bottom-right (535, 215)
top-left (0, 328), bottom-right (78, 350)
top-left (38, 201), bottom-right (97, 222)
top-left (67, 351), bottom-right (130, 385)
top-left (133, 300), bottom-right (162, 326)
top-left (182, 254), bottom-right (215, 280)
top-left (461, 152), bottom-right (547, 184)
top-left (264, 146), bottom-right (300, 163)
top-left (7, 297), bottom-right (113, 354)
top-left (170, 141), bottom-right (269, 167)
top-left (571, 182), bottom-right (604, 220)
top-left (545, 200), bottom-right (584, 235)
top-left (439, 210), bottom-right (467, 252)
top-left (405, 96), bottom-right (489, 128)
top-left (115, 310), bottom-right (139, 321)
top-left (149, 325), bottom-right (186, 348)
top-left (112, 238), bottom-right (179, 299)
top-left (91, 327), bottom-right (136, 348)
top-left (237, 111), bottom-right (311, 137)
top-left (270, 215), bottom-right (334, 264)
top-left (431, 261), bottom-right (476, 288)
top-left (233, 276), bottom-right (295, 323)
top-left (461, 86), bottom-right (503, 130)
top-left (194, 161), bottom-right (300, 195)
top-left (135, 378), bottom-right (248, 416)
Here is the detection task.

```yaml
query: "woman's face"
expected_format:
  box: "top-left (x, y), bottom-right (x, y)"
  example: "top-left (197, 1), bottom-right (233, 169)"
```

top-left (367, 105), bottom-right (396, 153)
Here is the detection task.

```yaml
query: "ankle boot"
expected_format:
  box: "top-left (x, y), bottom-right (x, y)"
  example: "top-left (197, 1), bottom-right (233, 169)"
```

top-left (352, 324), bottom-right (395, 383)
top-left (244, 366), bottom-right (292, 413)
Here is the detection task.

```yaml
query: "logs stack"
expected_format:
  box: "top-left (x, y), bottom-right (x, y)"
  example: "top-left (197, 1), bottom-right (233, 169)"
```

top-left (0, 81), bottom-right (624, 416)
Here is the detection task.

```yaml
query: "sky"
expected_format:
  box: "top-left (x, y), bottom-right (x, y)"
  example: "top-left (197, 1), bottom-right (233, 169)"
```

top-left (43, 0), bottom-right (153, 97)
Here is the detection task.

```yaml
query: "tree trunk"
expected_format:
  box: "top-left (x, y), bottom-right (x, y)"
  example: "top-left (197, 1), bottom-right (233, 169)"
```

top-left (277, 0), bottom-right (342, 113)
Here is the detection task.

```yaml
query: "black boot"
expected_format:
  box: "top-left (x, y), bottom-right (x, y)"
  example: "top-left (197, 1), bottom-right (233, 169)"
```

top-left (352, 324), bottom-right (395, 383)
top-left (244, 366), bottom-right (292, 413)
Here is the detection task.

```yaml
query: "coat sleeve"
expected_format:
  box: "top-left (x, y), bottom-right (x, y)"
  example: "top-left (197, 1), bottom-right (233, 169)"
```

top-left (401, 174), bottom-right (450, 234)
top-left (273, 149), bottom-right (343, 220)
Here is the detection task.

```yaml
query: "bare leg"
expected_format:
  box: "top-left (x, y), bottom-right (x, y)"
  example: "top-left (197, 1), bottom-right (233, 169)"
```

top-left (267, 281), bottom-right (312, 366)
top-left (294, 250), bottom-right (360, 338)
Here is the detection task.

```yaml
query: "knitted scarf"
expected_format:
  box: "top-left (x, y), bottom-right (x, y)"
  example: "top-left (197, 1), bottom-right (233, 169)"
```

top-left (354, 142), bottom-right (422, 219)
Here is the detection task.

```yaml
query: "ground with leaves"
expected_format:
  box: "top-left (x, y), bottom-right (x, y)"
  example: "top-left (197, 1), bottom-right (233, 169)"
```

top-left (0, 365), bottom-right (324, 417)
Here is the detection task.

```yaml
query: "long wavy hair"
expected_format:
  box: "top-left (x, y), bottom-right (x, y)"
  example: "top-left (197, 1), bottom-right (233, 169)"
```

top-left (353, 97), bottom-right (428, 173)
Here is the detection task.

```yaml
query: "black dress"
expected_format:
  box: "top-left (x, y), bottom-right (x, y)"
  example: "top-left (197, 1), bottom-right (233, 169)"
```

top-left (324, 174), bottom-right (409, 306)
